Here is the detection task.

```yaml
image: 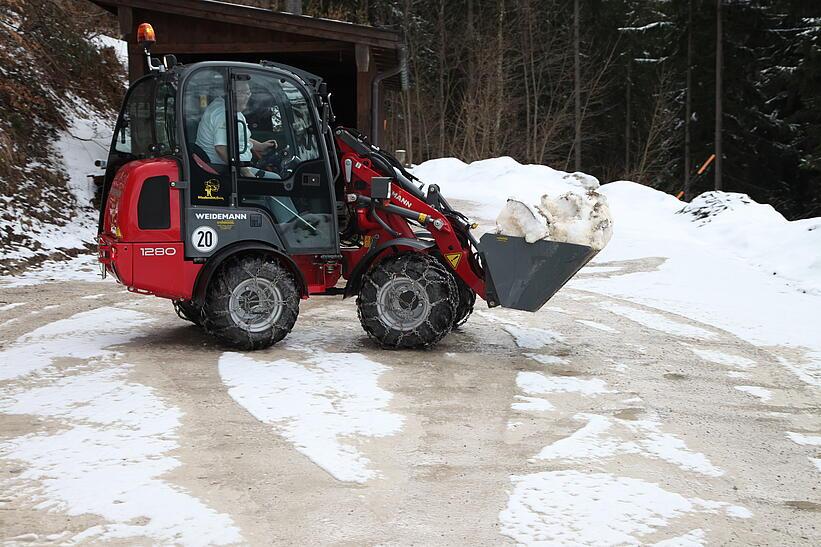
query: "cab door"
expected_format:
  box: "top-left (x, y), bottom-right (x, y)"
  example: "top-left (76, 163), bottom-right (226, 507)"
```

top-left (230, 68), bottom-right (339, 255)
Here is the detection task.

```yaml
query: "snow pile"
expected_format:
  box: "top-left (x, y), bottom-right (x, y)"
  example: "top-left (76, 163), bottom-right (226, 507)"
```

top-left (676, 191), bottom-right (821, 294)
top-left (496, 187), bottom-right (613, 249)
top-left (496, 171), bottom-right (612, 250)
top-left (413, 158), bottom-right (612, 250)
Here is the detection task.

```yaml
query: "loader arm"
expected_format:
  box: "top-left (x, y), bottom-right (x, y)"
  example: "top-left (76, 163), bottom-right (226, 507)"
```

top-left (334, 129), bottom-right (488, 301)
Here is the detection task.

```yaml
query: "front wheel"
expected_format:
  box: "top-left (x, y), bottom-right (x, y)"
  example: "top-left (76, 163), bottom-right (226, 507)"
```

top-left (202, 255), bottom-right (299, 350)
top-left (357, 253), bottom-right (458, 349)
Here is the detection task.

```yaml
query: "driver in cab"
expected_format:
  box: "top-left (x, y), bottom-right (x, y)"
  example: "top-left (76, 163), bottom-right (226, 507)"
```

top-left (195, 79), bottom-right (281, 179)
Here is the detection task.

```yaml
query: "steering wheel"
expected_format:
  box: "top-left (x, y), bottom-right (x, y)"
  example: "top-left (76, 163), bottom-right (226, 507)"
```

top-left (257, 144), bottom-right (290, 174)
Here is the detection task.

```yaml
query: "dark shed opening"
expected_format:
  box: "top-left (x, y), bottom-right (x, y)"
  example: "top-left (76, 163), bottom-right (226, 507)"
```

top-left (91, 0), bottom-right (404, 144)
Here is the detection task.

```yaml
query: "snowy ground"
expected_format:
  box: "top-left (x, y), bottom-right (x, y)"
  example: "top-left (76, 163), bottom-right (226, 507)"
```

top-left (1, 157), bottom-right (820, 545)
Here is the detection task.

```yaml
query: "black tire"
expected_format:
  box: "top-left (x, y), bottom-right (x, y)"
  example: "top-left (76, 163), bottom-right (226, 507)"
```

top-left (173, 300), bottom-right (203, 326)
top-left (357, 253), bottom-right (458, 349)
top-left (202, 255), bottom-right (299, 350)
top-left (452, 277), bottom-right (476, 329)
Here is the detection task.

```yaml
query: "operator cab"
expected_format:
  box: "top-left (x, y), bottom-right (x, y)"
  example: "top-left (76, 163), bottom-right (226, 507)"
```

top-left (101, 59), bottom-right (340, 259)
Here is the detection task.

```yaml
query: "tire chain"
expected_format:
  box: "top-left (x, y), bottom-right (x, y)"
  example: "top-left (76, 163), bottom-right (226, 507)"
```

top-left (360, 254), bottom-right (458, 348)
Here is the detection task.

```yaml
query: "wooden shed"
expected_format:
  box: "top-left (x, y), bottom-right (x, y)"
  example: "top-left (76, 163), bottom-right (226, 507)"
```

top-left (91, 0), bottom-right (405, 144)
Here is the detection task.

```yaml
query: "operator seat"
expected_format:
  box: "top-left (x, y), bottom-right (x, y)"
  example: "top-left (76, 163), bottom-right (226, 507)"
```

top-left (189, 142), bottom-right (228, 203)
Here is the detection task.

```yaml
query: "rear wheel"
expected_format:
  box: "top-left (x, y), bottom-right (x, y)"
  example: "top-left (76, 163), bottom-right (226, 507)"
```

top-left (357, 253), bottom-right (458, 349)
top-left (202, 255), bottom-right (299, 350)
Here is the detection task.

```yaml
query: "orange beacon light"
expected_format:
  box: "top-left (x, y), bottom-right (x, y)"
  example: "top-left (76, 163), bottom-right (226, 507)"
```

top-left (137, 23), bottom-right (156, 49)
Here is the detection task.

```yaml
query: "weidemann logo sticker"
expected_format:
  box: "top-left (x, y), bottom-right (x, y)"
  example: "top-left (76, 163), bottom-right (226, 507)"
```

top-left (195, 213), bottom-right (248, 220)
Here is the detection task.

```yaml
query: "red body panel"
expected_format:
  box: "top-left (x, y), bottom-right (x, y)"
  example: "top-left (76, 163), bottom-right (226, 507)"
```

top-left (103, 158), bottom-right (182, 242)
top-left (100, 158), bottom-right (202, 300)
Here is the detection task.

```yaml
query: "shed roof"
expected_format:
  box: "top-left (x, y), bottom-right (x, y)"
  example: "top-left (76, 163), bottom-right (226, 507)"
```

top-left (91, 0), bottom-right (402, 50)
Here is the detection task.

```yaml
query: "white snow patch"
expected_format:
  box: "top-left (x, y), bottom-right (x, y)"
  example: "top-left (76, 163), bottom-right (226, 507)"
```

top-left (517, 372), bottom-right (613, 396)
top-left (687, 347), bottom-right (756, 369)
top-left (480, 312), bottom-right (562, 349)
top-left (0, 302), bottom-right (26, 312)
top-left (81, 293), bottom-right (107, 300)
top-left (534, 414), bottom-right (724, 477)
top-left (0, 254), bottom-right (102, 288)
top-left (512, 396), bottom-right (555, 413)
top-left (581, 265), bottom-right (624, 274)
top-left (91, 35), bottom-right (129, 68)
top-left (499, 470), bottom-right (745, 545)
top-left (56, 102), bottom-right (113, 208)
top-left (576, 319), bottom-right (619, 333)
top-left (598, 301), bottom-right (717, 339)
top-left (734, 386), bottom-right (772, 402)
top-left (653, 528), bottom-right (706, 546)
top-left (725, 505), bottom-right (753, 519)
top-left (413, 159), bottom-right (821, 385)
top-left (0, 307), bottom-right (153, 381)
top-left (786, 432), bottom-right (821, 446)
top-left (218, 350), bottom-right (403, 483)
top-left (524, 353), bottom-right (568, 366)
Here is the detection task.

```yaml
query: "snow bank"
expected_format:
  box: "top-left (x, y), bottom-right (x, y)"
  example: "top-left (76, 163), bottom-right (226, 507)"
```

top-left (412, 158), bottom-right (821, 294)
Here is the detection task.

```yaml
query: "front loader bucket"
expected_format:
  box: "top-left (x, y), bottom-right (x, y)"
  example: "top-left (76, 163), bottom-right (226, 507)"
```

top-left (479, 233), bottom-right (597, 312)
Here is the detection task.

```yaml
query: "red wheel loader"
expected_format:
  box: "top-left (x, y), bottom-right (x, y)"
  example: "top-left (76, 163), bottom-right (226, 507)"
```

top-left (97, 25), bottom-right (596, 349)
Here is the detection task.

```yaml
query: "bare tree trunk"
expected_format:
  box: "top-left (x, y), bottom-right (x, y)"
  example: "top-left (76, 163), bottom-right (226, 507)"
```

top-left (684, 0), bottom-right (693, 199)
top-left (494, 0), bottom-right (505, 154)
top-left (573, 0), bottom-right (581, 171)
top-left (437, 0), bottom-right (446, 157)
top-left (522, 1), bottom-right (532, 161)
top-left (715, 0), bottom-right (723, 191)
top-left (625, 59), bottom-right (631, 177)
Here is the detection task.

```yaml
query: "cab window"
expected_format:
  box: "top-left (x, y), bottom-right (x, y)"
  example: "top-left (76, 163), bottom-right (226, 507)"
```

top-left (234, 71), bottom-right (333, 253)
top-left (154, 82), bottom-right (176, 155)
top-left (114, 77), bottom-right (153, 157)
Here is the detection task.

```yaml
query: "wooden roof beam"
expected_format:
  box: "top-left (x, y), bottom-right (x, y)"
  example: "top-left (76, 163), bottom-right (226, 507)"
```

top-left (92, 0), bottom-right (400, 49)
top-left (150, 41), bottom-right (351, 55)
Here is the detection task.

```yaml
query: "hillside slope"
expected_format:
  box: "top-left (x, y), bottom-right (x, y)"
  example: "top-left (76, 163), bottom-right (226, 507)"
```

top-left (0, 0), bottom-right (125, 274)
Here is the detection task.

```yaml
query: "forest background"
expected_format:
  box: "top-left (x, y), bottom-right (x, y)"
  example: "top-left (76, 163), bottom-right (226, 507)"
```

top-left (2, 0), bottom-right (819, 221)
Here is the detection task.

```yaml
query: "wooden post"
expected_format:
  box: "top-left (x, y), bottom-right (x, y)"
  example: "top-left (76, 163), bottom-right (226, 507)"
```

top-left (118, 7), bottom-right (144, 82)
top-left (355, 44), bottom-right (372, 135)
top-left (715, 0), bottom-right (723, 191)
